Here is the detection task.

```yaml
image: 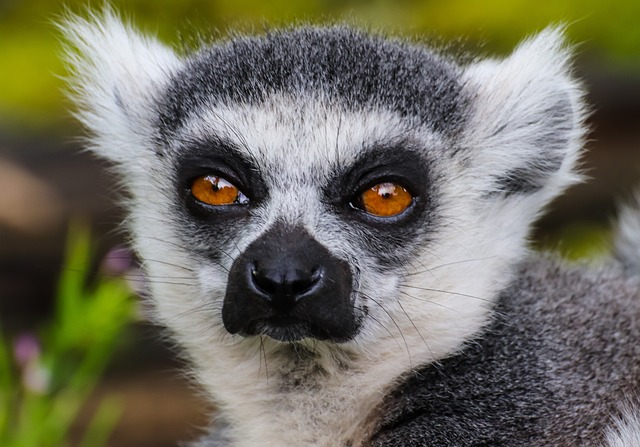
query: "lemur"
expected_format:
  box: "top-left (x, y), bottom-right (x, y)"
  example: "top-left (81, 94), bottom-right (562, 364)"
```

top-left (62, 10), bottom-right (640, 447)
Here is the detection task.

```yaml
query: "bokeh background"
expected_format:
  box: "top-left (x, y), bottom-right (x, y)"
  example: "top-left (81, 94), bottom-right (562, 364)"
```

top-left (1, 0), bottom-right (639, 446)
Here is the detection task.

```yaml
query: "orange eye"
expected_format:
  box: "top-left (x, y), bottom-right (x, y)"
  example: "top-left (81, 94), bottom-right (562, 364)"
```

top-left (190, 175), bottom-right (248, 206)
top-left (359, 182), bottom-right (413, 217)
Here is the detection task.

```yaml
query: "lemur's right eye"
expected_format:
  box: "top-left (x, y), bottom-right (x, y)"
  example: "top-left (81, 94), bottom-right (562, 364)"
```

top-left (190, 175), bottom-right (249, 206)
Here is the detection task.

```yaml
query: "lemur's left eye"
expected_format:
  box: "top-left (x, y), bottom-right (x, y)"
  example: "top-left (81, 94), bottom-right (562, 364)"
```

top-left (190, 175), bottom-right (249, 206)
top-left (354, 182), bottom-right (414, 217)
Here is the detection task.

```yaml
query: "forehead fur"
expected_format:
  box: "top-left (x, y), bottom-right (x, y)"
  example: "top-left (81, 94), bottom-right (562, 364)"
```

top-left (172, 98), bottom-right (443, 172)
top-left (158, 26), bottom-right (469, 140)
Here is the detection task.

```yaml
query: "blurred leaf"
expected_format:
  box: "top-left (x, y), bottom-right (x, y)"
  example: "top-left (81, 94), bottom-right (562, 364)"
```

top-left (0, 326), bottom-right (14, 441)
top-left (78, 397), bottom-right (122, 447)
top-left (0, 223), bottom-right (134, 446)
top-left (54, 221), bottom-right (92, 351)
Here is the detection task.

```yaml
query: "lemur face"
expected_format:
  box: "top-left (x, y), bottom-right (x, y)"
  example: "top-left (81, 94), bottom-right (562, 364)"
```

top-left (64, 16), bottom-right (585, 366)
top-left (166, 98), bottom-right (445, 343)
top-left (161, 98), bottom-right (440, 343)
top-left (142, 26), bottom-right (473, 346)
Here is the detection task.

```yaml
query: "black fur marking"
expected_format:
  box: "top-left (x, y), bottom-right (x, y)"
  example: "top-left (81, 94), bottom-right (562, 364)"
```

top-left (492, 152), bottom-right (565, 195)
top-left (174, 136), bottom-right (267, 206)
top-left (157, 27), bottom-right (469, 140)
top-left (491, 94), bottom-right (573, 196)
top-left (324, 143), bottom-right (439, 268)
top-left (171, 136), bottom-right (267, 263)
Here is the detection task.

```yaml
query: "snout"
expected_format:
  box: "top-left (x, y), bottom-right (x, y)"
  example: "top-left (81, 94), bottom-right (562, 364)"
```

top-left (222, 224), bottom-right (358, 342)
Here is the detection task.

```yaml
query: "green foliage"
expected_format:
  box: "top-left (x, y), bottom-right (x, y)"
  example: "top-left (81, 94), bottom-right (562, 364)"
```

top-left (536, 221), bottom-right (613, 261)
top-left (0, 224), bottom-right (136, 447)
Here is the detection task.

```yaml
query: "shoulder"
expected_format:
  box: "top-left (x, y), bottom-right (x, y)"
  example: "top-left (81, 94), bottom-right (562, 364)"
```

top-left (368, 254), bottom-right (640, 447)
top-left (505, 254), bottom-right (640, 333)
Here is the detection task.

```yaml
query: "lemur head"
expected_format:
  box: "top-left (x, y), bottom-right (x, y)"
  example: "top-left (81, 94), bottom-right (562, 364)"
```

top-left (63, 13), bottom-right (586, 384)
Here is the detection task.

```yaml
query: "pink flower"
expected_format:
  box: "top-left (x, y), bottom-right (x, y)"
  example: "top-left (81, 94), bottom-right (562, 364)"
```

top-left (13, 332), bottom-right (40, 367)
top-left (13, 332), bottom-right (49, 393)
top-left (101, 245), bottom-right (133, 276)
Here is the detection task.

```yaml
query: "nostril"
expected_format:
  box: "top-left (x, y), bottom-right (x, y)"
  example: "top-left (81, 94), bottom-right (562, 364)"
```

top-left (250, 263), bottom-right (324, 303)
top-left (251, 265), bottom-right (279, 296)
top-left (289, 267), bottom-right (322, 297)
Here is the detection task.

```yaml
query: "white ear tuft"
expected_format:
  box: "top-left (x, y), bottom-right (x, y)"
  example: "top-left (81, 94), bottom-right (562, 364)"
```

top-left (60, 9), bottom-right (182, 163)
top-left (463, 27), bottom-right (587, 204)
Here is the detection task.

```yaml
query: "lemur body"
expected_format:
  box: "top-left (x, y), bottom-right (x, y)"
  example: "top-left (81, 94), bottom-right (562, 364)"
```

top-left (63, 12), bottom-right (640, 446)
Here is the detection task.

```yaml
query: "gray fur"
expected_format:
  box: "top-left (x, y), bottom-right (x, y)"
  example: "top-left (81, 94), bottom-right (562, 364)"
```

top-left (371, 255), bottom-right (640, 446)
top-left (157, 26), bottom-right (469, 141)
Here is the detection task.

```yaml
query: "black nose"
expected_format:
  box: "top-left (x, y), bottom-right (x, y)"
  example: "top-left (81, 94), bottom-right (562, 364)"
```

top-left (222, 223), bottom-right (357, 342)
top-left (250, 264), bottom-right (323, 312)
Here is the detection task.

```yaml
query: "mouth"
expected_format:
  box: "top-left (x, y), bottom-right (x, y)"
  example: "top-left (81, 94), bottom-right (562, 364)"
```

top-left (245, 316), bottom-right (328, 342)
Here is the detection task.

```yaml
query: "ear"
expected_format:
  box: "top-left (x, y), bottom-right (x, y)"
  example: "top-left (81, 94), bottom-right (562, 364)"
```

top-left (61, 10), bottom-right (182, 163)
top-left (462, 27), bottom-right (587, 208)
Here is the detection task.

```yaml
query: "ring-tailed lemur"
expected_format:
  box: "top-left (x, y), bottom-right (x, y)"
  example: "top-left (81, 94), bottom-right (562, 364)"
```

top-left (62, 11), bottom-right (640, 447)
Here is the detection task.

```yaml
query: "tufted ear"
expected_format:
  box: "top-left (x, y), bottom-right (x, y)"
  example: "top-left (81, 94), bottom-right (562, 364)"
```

top-left (61, 10), bottom-right (182, 163)
top-left (463, 27), bottom-right (587, 208)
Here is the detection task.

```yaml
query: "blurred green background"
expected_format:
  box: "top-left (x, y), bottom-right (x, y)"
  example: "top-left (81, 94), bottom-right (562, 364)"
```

top-left (1, 0), bottom-right (639, 134)
top-left (0, 1), bottom-right (639, 446)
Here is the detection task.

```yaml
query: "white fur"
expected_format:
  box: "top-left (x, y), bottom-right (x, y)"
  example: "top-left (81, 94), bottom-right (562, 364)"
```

top-left (605, 406), bottom-right (640, 447)
top-left (61, 10), bottom-right (182, 167)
